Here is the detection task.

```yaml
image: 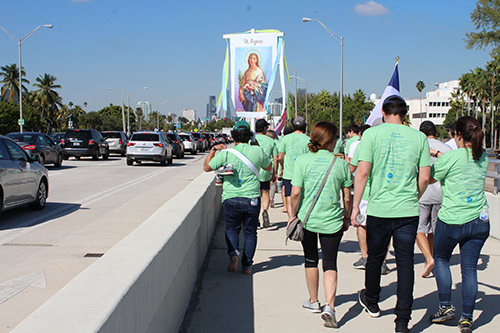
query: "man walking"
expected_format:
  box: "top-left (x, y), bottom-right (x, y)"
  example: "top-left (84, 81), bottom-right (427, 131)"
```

top-left (351, 95), bottom-right (431, 333)
top-left (344, 124), bottom-right (360, 159)
top-left (278, 116), bottom-right (309, 214)
top-left (204, 120), bottom-right (272, 274)
top-left (255, 119), bottom-right (278, 228)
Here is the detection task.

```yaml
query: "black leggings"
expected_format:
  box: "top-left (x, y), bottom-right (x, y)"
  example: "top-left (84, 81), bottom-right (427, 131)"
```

top-left (301, 228), bottom-right (343, 271)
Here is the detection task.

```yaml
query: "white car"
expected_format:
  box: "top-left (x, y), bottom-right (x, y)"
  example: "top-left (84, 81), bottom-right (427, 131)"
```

top-left (126, 132), bottom-right (174, 166)
top-left (179, 133), bottom-right (198, 155)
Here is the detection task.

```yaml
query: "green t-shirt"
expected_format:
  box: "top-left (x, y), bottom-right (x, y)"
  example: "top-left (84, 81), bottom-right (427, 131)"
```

top-left (357, 123), bottom-right (431, 218)
top-left (431, 148), bottom-right (489, 225)
top-left (345, 135), bottom-right (359, 156)
top-left (333, 138), bottom-right (344, 154)
top-left (278, 132), bottom-right (310, 180)
top-left (350, 140), bottom-right (370, 201)
top-left (255, 134), bottom-right (278, 182)
top-left (292, 150), bottom-right (352, 234)
top-left (209, 143), bottom-right (271, 202)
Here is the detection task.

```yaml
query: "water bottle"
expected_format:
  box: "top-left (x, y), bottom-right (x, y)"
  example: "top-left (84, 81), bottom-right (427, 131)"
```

top-left (277, 177), bottom-right (283, 190)
top-left (479, 206), bottom-right (489, 221)
top-left (355, 214), bottom-right (365, 224)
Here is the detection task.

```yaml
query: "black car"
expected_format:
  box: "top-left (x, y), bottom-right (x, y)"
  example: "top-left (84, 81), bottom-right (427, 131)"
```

top-left (166, 133), bottom-right (185, 158)
top-left (191, 132), bottom-right (207, 152)
top-left (202, 132), bottom-right (213, 148)
top-left (6, 132), bottom-right (63, 167)
top-left (61, 129), bottom-right (109, 160)
top-left (50, 132), bottom-right (65, 146)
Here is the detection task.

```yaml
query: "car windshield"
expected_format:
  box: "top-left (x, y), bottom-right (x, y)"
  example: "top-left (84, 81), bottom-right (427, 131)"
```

top-left (7, 134), bottom-right (36, 142)
top-left (102, 132), bottom-right (121, 139)
top-left (180, 135), bottom-right (190, 140)
top-left (131, 133), bottom-right (159, 141)
top-left (65, 131), bottom-right (90, 140)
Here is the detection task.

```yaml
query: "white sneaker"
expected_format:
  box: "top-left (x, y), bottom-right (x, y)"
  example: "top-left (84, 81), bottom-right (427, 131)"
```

top-left (321, 304), bottom-right (338, 328)
top-left (302, 299), bottom-right (321, 313)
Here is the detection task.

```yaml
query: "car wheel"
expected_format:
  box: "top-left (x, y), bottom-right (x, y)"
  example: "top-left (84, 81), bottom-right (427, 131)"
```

top-left (121, 148), bottom-right (126, 157)
top-left (191, 149), bottom-right (197, 155)
top-left (54, 153), bottom-right (63, 167)
top-left (63, 154), bottom-right (69, 160)
top-left (126, 158), bottom-right (133, 166)
top-left (75, 156), bottom-right (80, 160)
top-left (29, 179), bottom-right (47, 210)
top-left (135, 160), bottom-right (141, 164)
top-left (39, 155), bottom-right (45, 165)
top-left (167, 155), bottom-right (173, 165)
top-left (160, 155), bottom-right (167, 166)
top-left (92, 148), bottom-right (99, 160)
top-left (103, 148), bottom-right (109, 160)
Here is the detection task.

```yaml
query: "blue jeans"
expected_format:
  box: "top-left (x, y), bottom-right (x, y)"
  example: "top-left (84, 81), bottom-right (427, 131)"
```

top-left (222, 197), bottom-right (261, 268)
top-left (365, 215), bottom-right (418, 327)
top-left (433, 217), bottom-right (489, 319)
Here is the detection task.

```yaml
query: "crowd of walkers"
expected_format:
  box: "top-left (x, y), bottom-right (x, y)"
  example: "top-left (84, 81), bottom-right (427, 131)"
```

top-left (203, 94), bottom-right (490, 333)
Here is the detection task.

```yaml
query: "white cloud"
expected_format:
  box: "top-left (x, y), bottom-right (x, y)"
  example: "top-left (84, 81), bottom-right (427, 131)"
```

top-left (354, 1), bottom-right (390, 16)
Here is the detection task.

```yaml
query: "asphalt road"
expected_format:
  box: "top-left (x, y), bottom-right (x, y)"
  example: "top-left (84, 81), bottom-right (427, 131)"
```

top-left (0, 152), bottom-right (208, 332)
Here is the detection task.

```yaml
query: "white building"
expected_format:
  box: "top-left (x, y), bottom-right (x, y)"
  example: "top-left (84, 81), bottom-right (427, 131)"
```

top-left (137, 101), bottom-right (152, 118)
top-left (180, 109), bottom-right (196, 122)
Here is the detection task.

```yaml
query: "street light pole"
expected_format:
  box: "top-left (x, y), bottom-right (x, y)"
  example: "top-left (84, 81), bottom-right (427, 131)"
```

top-left (158, 100), bottom-right (169, 130)
top-left (290, 76), bottom-right (307, 132)
top-left (1, 24), bottom-right (53, 133)
top-left (302, 18), bottom-right (343, 141)
top-left (109, 87), bottom-right (147, 137)
top-left (293, 67), bottom-right (298, 118)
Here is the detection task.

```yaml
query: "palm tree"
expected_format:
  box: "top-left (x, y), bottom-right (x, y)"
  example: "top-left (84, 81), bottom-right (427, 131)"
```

top-left (487, 56), bottom-right (500, 148)
top-left (472, 67), bottom-right (490, 147)
top-left (0, 63), bottom-right (30, 103)
top-left (33, 73), bottom-right (63, 127)
top-left (416, 81), bottom-right (425, 125)
top-left (460, 72), bottom-right (475, 116)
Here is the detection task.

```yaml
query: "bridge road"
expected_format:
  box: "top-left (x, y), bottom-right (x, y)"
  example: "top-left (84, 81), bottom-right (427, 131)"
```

top-left (0, 153), bottom-right (207, 332)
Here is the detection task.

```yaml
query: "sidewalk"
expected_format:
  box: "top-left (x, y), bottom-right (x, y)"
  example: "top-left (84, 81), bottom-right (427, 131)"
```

top-left (181, 194), bottom-right (500, 332)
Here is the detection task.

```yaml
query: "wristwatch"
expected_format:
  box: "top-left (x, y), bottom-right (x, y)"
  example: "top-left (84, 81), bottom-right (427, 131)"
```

top-left (212, 146), bottom-right (217, 152)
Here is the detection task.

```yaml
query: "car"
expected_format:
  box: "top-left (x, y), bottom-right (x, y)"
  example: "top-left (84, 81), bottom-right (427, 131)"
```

top-left (62, 129), bottom-right (109, 160)
top-left (6, 132), bottom-right (63, 167)
top-left (202, 133), bottom-right (213, 148)
top-left (50, 132), bottom-right (65, 146)
top-left (126, 131), bottom-right (173, 166)
top-left (191, 132), bottom-right (207, 152)
top-left (166, 133), bottom-right (185, 158)
top-left (0, 136), bottom-right (49, 217)
top-left (101, 131), bottom-right (128, 156)
top-left (179, 133), bottom-right (198, 155)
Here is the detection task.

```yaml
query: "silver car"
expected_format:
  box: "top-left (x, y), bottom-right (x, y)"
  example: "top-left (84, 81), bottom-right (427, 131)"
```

top-left (102, 131), bottom-right (128, 156)
top-left (126, 132), bottom-right (173, 166)
top-left (179, 133), bottom-right (198, 155)
top-left (0, 136), bottom-right (49, 216)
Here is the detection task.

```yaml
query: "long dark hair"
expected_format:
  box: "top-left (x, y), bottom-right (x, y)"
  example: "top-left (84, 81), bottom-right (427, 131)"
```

top-left (308, 121), bottom-right (337, 153)
top-left (456, 116), bottom-right (484, 161)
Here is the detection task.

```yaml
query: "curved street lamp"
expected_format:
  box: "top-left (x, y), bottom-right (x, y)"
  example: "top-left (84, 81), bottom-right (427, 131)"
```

top-left (0, 24), bottom-right (53, 133)
top-left (302, 17), bottom-right (343, 140)
top-left (108, 86), bottom-right (147, 136)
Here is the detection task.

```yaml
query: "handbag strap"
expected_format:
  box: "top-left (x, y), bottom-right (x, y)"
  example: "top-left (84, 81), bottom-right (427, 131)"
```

top-left (303, 156), bottom-right (337, 225)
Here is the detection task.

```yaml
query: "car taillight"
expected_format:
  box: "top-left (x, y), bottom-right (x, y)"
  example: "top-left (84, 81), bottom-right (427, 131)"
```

top-left (23, 145), bottom-right (36, 150)
top-left (154, 143), bottom-right (164, 147)
top-left (127, 142), bottom-right (136, 146)
top-left (119, 139), bottom-right (123, 144)
top-left (199, 139), bottom-right (202, 141)
top-left (89, 139), bottom-right (95, 144)
top-left (61, 139), bottom-right (65, 144)
top-left (175, 140), bottom-right (178, 143)
top-left (189, 139), bottom-right (193, 142)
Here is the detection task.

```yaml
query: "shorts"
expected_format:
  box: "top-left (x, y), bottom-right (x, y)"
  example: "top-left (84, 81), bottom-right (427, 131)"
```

top-left (418, 202), bottom-right (441, 234)
top-left (260, 181), bottom-right (270, 191)
top-left (283, 179), bottom-right (292, 197)
top-left (359, 200), bottom-right (368, 227)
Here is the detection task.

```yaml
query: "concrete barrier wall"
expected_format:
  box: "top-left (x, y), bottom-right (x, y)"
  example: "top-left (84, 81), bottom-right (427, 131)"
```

top-left (486, 192), bottom-right (500, 240)
top-left (12, 172), bottom-right (221, 333)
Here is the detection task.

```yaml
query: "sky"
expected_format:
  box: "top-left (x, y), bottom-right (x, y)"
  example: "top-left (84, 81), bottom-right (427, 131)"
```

top-left (0, 0), bottom-right (493, 119)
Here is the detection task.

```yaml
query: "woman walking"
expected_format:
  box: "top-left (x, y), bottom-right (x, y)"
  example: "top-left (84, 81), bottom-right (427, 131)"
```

top-left (287, 121), bottom-right (352, 328)
top-left (428, 116), bottom-right (490, 333)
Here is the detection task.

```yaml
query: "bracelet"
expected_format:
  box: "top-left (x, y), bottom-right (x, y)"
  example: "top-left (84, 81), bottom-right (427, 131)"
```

top-left (212, 146), bottom-right (217, 152)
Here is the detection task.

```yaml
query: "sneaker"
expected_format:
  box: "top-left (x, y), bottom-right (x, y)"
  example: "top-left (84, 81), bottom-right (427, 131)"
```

top-left (321, 304), bottom-right (338, 328)
top-left (217, 164), bottom-right (234, 176)
top-left (215, 174), bottom-right (223, 186)
top-left (458, 317), bottom-right (473, 333)
top-left (429, 304), bottom-right (456, 323)
top-left (270, 198), bottom-right (275, 208)
top-left (242, 266), bottom-right (252, 275)
top-left (358, 289), bottom-right (380, 317)
top-left (381, 263), bottom-right (390, 275)
top-left (395, 325), bottom-right (410, 333)
top-left (227, 255), bottom-right (238, 273)
top-left (353, 257), bottom-right (367, 269)
top-left (262, 210), bottom-right (270, 228)
top-left (302, 299), bottom-right (321, 313)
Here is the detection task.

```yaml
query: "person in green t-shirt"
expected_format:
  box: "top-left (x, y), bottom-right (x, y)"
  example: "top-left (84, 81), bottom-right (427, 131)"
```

top-left (427, 116), bottom-right (489, 331)
top-left (278, 116), bottom-right (309, 214)
top-left (332, 137), bottom-right (344, 154)
top-left (344, 124), bottom-right (360, 158)
top-left (350, 95), bottom-right (431, 332)
top-left (288, 121), bottom-right (352, 328)
top-left (255, 119), bottom-right (278, 228)
top-left (204, 120), bottom-right (272, 275)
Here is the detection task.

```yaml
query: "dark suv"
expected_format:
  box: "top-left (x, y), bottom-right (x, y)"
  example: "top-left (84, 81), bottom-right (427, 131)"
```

top-left (166, 133), bottom-right (185, 158)
top-left (62, 129), bottom-right (109, 160)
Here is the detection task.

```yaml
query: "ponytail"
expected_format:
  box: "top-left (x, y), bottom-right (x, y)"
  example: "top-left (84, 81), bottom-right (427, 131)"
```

top-left (456, 116), bottom-right (484, 161)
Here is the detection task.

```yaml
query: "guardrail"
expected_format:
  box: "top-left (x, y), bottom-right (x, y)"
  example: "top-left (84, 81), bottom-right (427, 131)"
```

top-left (488, 159), bottom-right (500, 194)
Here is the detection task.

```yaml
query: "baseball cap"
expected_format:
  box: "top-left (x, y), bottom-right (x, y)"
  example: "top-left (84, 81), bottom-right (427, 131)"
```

top-left (420, 120), bottom-right (436, 132)
top-left (293, 116), bottom-right (305, 126)
top-left (233, 120), bottom-right (250, 131)
top-left (382, 94), bottom-right (406, 109)
top-left (255, 119), bottom-right (270, 130)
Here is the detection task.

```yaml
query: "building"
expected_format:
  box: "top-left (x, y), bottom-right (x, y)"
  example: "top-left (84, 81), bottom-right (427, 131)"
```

top-left (137, 101), bottom-right (152, 118)
top-left (180, 109), bottom-right (196, 122)
top-left (207, 96), bottom-right (216, 120)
